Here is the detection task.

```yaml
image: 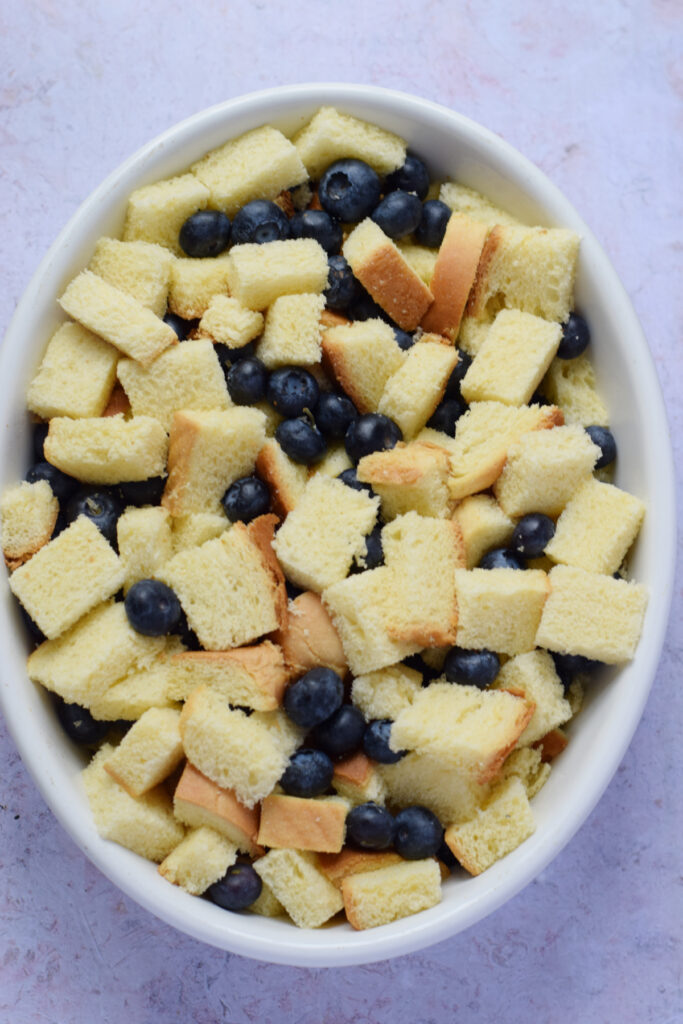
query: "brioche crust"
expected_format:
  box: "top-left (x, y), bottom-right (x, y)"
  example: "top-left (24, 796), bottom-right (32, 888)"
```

top-left (273, 590), bottom-right (348, 679)
top-left (420, 215), bottom-right (489, 337)
top-left (246, 513), bottom-right (288, 630)
top-left (257, 795), bottom-right (347, 853)
top-left (350, 241), bottom-right (434, 331)
top-left (173, 761), bottom-right (263, 856)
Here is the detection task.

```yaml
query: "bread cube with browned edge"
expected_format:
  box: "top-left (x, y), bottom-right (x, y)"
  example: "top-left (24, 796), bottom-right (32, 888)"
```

top-left (545, 477), bottom-right (646, 575)
top-left (420, 214), bottom-right (489, 338)
top-left (116, 506), bottom-right (173, 593)
top-left (493, 424), bottom-right (600, 518)
top-left (351, 664), bottom-right (423, 721)
top-left (454, 567), bottom-right (549, 656)
top-left (322, 318), bottom-right (407, 414)
top-left (167, 641), bottom-right (288, 710)
top-left (123, 172), bottom-right (210, 255)
top-left (452, 494), bottom-right (514, 569)
top-left (317, 848), bottom-right (403, 889)
top-left (58, 271), bottom-right (177, 365)
top-left (356, 442), bottom-right (453, 521)
top-left (255, 438), bottom-right (308, 519)
top-left (378, 337), bottom-right (458, 439)
top-left (331, 751), bottom-right (388, 807)
top-left (542, 353), bottom-right (609, 427)
top-left (44, 414), bottom-right (167, 485)
top-left (82, 744), bottom-right (185, 862)
top-left (225, 239), bottom-right (328, 311)
top-left (293, 106), bottom-right (406, 179)
top-left (10, 518), bottom-right (124, 640)
top-left (444, 775), bottom-right (536, 876)
top-left (257, 795), bottom-right (348, 853)
top-left (173, 761), bottom-right (262, 856)
top-left (439, 182), bottom-right (524, 229)
top-left (0, 480), bottom-right (58, 571)
top-left (380, 751), bottom-right (489, 825)
top-left (197, 295), bottom-right (264, 348)
top-left (27, 322), bottom-right (119, 420)
top-left (89, 238), bottom-right (174, 317)
top-left (342, 859), bottom-right (441, 930)
top-left (254, 848), bottom-right (344, 929)
top-left (342, 218), bottom-right (433, 331)
top-left (535, 565), bottom-right (648, 663)
top-left (88, 639), bottom-right (185, 721)
top-left (167, 257), bottom-right (232, 319)
top-left (257, 293), bottom-right (326, 368)
top-left (159, 826), bottom-right (238, 895)
top-left (499, 746), bottom-right (551, 799)
top-left (273, 590), bottom-right (348, 680)
top-left (171, 512), bottom-right (228, 553)
top-left (104, 707), bottom-right (184, 797)
top-left (491, 650), bottom-right (572, 746)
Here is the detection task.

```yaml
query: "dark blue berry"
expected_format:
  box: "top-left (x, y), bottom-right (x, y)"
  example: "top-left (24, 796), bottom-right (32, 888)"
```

top-left (310, 704), bottom-right (365, 760)
top-left (119, 477), bottom-right (166, 506)
top-left (511, 514), bottom-right (556, 558)
top-left (163, 312), bottom-right (196, 340)
top-left (348, 287), bottom-right (390, 323)
top-left (393, 328), bottom-right (415, 351)
top-left (426, 397), bottom-right (467, 437)
top-left (267, 367), bottom-right (319, 418)
top-left (479, 547), bottom-right (526, 570)
top-left (124, 579), bottom-right (182, 636)
top-left (346, 802), bottom-right (396, 850)
top-left (437, 838), bottom-right (458, 869)
top-left (586, 425), bottom-right (617, 469)
top-left (20, 606), bottom-right (46, 646)
top-left (179, 210), bottom-right (231, 258)
top-left (289, 209), bottom-right (342, 254)
top-left (215, 341), bottom-right (257, 375)
top-left (173, 608), bottom-right (202, 651)
top-left (385, 153), bottom-right (430, 201)
top-left (226, 356), bottom-right (268, 405)
top-left (221, 475), bottom-right (270, 523)
top-left (443, 647), bottom-right (500, 689)
top-left (275, 418), bottom-right (326, 464)
top-left (371, 190), bottom-right (423, 240)
top-left (283, 667), bottom-right (344, 730)
top-left (206, 863), bottom-right (262, 911)
top-left (65, 487), bottom-right (123, 546)
top-left (231, 200), bottom-right (290, 245)
top-left (363, 719), bottom-right (405, 764)
top-left (345, 414), bottom-right (402, 463)
top-left (393, 805), bottom-right (443, 859)
top-left (355, 525), bottom-right (384, 572)
top-left (551, 652), bottom-right (602, 690)
top-left (402, 653), bottom-right (441, 684)
top-left (444, 350), bottom-right (472, 397)
top-left (280, 748), bottom-right (335, 798)
top-left (337, 467), bottom-right (374, 495)
top-left (56, 700), bottom-right (109, 746)
top-left (33, 422), bottom-right (49, 461)
top-left (26, 461), bottom-right (79, 504)
top-left (324, 254), bottom-right (360, 312)
top-left (558, 313), bottom-right (590, 359)
top-left (318, 159), bottom-right (381, 223)
top-left (413, 199), bottom-right (451, 247)
top-left (315, 392), bottom-right (358, 439)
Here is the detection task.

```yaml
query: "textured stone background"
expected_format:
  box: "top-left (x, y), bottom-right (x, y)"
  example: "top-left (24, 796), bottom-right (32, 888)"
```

top-left (0, 1), bottom-right (681, 1022)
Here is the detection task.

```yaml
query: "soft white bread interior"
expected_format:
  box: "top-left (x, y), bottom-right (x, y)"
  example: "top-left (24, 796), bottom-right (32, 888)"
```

top-left (293, 105), bottom-right (406, 179)
top-left (44, 414), bottom-right (168, 485)
top-left (322, 318), bottom-right (406, 414)
top-left (341, 858), bottom-right (441, 930)
top-left (158, 826), bottom-right (238, 896)
top-left (444, 775), bottom-right (535, 875)
top-left (454, 567), bottom-right (549, 656)
top-left (27, 322), bottom-right (119, 420)
top-left (197, 295), bottom-right (264, 348)
top-left (225, 239), bottom-right (328, 311)
top-left (377, 337), bottom-right (458, 439)
top-left (88, 237), bottom-right (174, 317)
top-left (167, 258), bottom-right (231, 320)
top-left (356, 442), bottom-right (453, 520)
top-left (452, 494), bottom-right (514, 569)
top-left (123, 172), bottom-right (210, 254)
top-left (0, 480), bottom-right (58, 570)
top-left (166, 641), bottom-right (288, 711)
top-left (116, 506), bottom-right (173, 593)
top-left (491, 650), bottom-right (572, 746)
top-left (103, 707), bottom-right (184, 797)
top-left (542, 353), bottom-right (609, 427)
top-left (257, 293), bottom-right (326, 368)
top-left (253, 848), bottom-right (344, 929)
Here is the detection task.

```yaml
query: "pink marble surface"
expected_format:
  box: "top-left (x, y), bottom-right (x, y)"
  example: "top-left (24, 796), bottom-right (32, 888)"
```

top-left (1, 1), bottom-right (681, 1021)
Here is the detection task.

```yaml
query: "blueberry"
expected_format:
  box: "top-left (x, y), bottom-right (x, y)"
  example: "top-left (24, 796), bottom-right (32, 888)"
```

top-left (315, 392), bottom-right (358, 439)
top-left (586, 425), bottom-right (617, 469)
top-left (26, 461), bottom-right (79, 504)
top-left (267, 367), bottom-right (319, 418)
top-left (324, 254), bottom-right (360, 312)
top-left (355, 525), bottom-right (384, 572)
top-left (413, 199), bottom-right (451, 247)
top-left (426, 397), bottom-right (467, 437)
top-left (56, 700), bottom-right (109, 746)
top-left (337, 467), bottom-right (374, 495)
top-left (310, 704), bottom-right (365, 760)
top-left (402, 653), bottom-right (441, 684)
top-left (443, 647), bottom-right (500, 689)
top-left (437, 838), bottom-right (458, 869)
top-left (346, 802), bottom-right (395, 851)
top-left (65, 487), bottom-right (123, 545)
top-left (231, 200), bottom-right (290, 245)
top-left (363, 719), bottom-right (405, 764)
top-left (385, 153), bottom-right (430, 201)
top-left (393, 805), bottom-right (443, 860)
top-left (280, 748), bottom-right (335, 798)
top-left (283, 667), bottom-right (344, 730)
top-left (163, 312), bottom-right (196, 340)
top-left (318, 159), bottom-right (381, 223)
top-left (226, 356), bottom-right (269, 405)
top-left (206, 863), bottom-right (262, 912)
top-left (289, 209), bottom-right (342, 254)
top-left (275, 418), bottom-right (326, 464)
top-left (558, 312), bottom-right (590, 359)
top-left (393, 328), bottom-right (415, 351)
top-left (19, 606), bottom-right (46, 646)
top-left (173, 608), bottom-right (202, 651)
top-left (370, 190), bottom-right (423, 240)
top-left (215, 341), bottom-right (257, 376)
top-left (511, 514), bottom-right (556, 558)
top-left (348, 287), bottom-right (390, 323)
top-left (221, 475), bottom-right (270, 523)
top-left (444, 350), bottom-right (472, 398)
top-left (33, 422), bottom-right (49, 461)
top-left (179, 210), bottom-right (231, 258)
top-left (119, 477), bottom-right (166, 506)
top-left (124, 579), bottom-right (183, 636)
top-left (478, 547), bottom-right (526, 570)
top-left (551, 651), bottom-right (602, 690)
top-left (345, 414), bottom-right (402, 463)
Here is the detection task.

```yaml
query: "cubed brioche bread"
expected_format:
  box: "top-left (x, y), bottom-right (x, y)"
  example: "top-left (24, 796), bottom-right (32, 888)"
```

top-left (171, 512), bottom-right (228, 553)
top-left (456, 313), bottom-right (495, 356)
top-left (380, 751), bottom-right (489, 825)
top-left (254, 849), bottom-right (344, 929)
top-left (10, 518), bottom-right (124, 639)
top-left (293, 105), bottom-right (406, 179)
top-left (351, 664), bottom-right (423, 721)
top-left (27, 322), bottom-right (119, 420)
top-left (88, 641), bottom-right (185, 721)
top-left (255, 438), bottom-right (308, 518)
top-left (173, 761), bottom-right (262, 856)
top-left (317, 848), bottom-right (403, 889)
top-left (452, 494), bottom-right (514, 569)
top-left (444, 775), bottom-right (535, 876)
top-left (397, 242), bottom-right (438, 286)
top-left (309, 442), bottom-right (352, 480)
top-left (158, 826), bottom-right (238, 895)
top-left (248, 880), bottom-right (286, 918)
top-left (197, 295), bottom-right (264, 348)
top-left (116, 506), bottom-right (173, 593)
top-left (356, 442), bottom-right (453, 520)
top-left (534, 728), bottom-right (569, 763)
top-left (322, 318), bottom-right (406, 413)
top-left (332, 751), bottom-right (388, 807)
top-left (542, 353), bottom-right (609, 427)
top-left (102, 383), bottom-right (131, 418)
top-left (225, 239), bottom-right (328, 311)
top-left (257, 293), bottom-right (326, 368)
top-left (439, 182), bottom-right (525, 228)
top-left (491, 650), bottom-right (572, 746)
top-left (88, 238), bottom-right (174, 317)
top-left (535, 565), bottom-right (648, 663)
top-left (273, 590), bottom-right (348, 680)
top-left (44, 414), bottom-right (167, 485)
top-left (123, 172), bottom-right (210, 254)
top-left (245, 513), bottom-right (289, 630)
top-left (58, 270), bottom-right (177, 365)
top-left (167, 257), bottom-right (231, 319)
top-left (341, 859), bottom-right (441, 930)
top-left (420, 214), bottom-right (489, 338)
top-left (257, 795), bottom-right (348, 853)
top-left (167, 642), bottom-right (288, 710)
top-left (0, 480), bottom-right (58, 570)
top-left (342, 219), bottom-right (434, 331)
top-left (82, 744), bottom-right (185, 862)
top-left (104, 707), bottom-right (184, 797)
top-left (377, 338), bottom-right (458, 439)
top-left (500, 745), bottom-right (551, 798)
top-left (454, 567), bottom-right (549, 656)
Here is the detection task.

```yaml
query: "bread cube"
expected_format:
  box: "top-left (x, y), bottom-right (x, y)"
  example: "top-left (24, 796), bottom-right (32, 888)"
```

top-left (380, 751), bottom-right (489, 825)
top-left (457, 313), bottom-right (495, 356)
top-left (248, 881), bottom-right (286, 918)
top-left (351, 664), bottom-right (422, 721)
top-left (244, 513), bottom-right (288, 631)
top-left (44, 414), bottom-right (167, 485)
top-left (255, 438), bottom-right (308, 519)
top-left (342, 859), bottom-right (441, 930)
top-left (356, 442), bottom-right (452, 521)
top-left (545, 477), bottom-right (646, 574)
top-left (455, 566), bottom-right (549, 655)
top-left (158, 826), bottom-right (237, 895)
top-left (273, 590), bottom-right (348, 679)
top-left (309, 442), bottom-right (352, 480)
top-left (123, 172), bottom-right (210, 254)
top-left (197, 295), bottom-right (264, 348)
top-left (257, 795), bottom-right (348, 853)
top-left (293, 106), bottom-right (406, 179)
top-left (173, 761), bottom-right (261, 855)
top-left (225, 239), bottom-right (328, 310)
top-left (104, 707), bottom-right (183, 797)
top-left (491, 649), bottom-right (572, 746)
top-left (27, 322), bottom-right (119, 420)
top-left (1, 480), bottom-right (58, 570)
top-left (452, 494), bottom-right (514, 569)
top-left (255, 292), bottom-right (325, 368)
top-left (88, 642), bottom-right (184, 721)
top-left (499, 746), bottom-right (551, 798)
top-left (535, 565), bottom-right (648, 663)
top-left (444, 776), bottom-right (535, 875)
top-left (117, 506), bottom-right (173, 594)
top-left (254, 848), bottom-right (344, 929)
top-left (331, 752), bottom-right (388, 807)
top-left (396, 242), bottom-right (438, 285)
top-left (171, 512), bottom-right (228, 553)
top-left (167, 258), bottom-right (231, 319)
top-left (378, 338), bottom-right (458, 439)
top-left (89, 238), bottom-right (174, 317)
top-left (167, 642), bottom-right (287, 710)
top-left (317, 848), bottom-right (402, 889)
top-left (322, 318), bottom-right (406, 413)
top-left (439, 181), bottom-right (524, 228)
top-left (542, 353), bottom-right (609, 427)
top-left (421, 214), bottom-right (489, 338)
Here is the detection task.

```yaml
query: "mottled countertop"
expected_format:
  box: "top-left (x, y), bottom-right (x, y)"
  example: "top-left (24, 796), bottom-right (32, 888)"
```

top-left (1, 1), bottom-right (681, 1022)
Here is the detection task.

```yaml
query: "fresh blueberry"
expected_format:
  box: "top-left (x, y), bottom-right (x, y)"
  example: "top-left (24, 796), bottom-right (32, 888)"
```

top-left (289, 209), bottom-right (342, 254)
top-left (124, 579), bottom-right (183, 636)
top-left (33, 422), bottom-right (49, 461)
top-left (413, 199), bottom-right (451, 247)
top-left (437, 838), bottom-right (458, 869)
top-left (355, 525), bottom-right (384, 572)
top-left (402, 653), bottom-right (441, 684)
top-left (586, 425), bottom-right (617, 469)
top-left (363, 719), bottom-right (405, 764)
top-left (215, 341), bottom-right (257, 376)
top-left (267, 367), bottom-right (319, 418)
top-left (346, 802), bottom-right (396, 850)
top-left (310, 704), bottom-right (366, 760)
top-left (226, 356), bottom-right (269, 405)
top-left (283, 667), bottom-right (345, 730)
top-left (443, 647), bottom-right (500, 689)
top-left (345, 414), bottom-right (402, 463)
top-left (348, 287), bottom-right (390, 323)
top-left (56, 699), bottom-right (109, 746)
top-left (65, 487), bottom-right (124, 546)
top-left (393, 328), bottom-right (415, 351)
top-left (206, 863), bottom-right (262, 911)
top-left (318, 159), bottom-right (381, 223)
top-left (337, 467), bottom-right (374, 495)
top-left (119, 477), bottom-right (166, 506)
top-left (370, 190), bottom-right (423, 240)
top-left (531, 389), bottom-right (551, 407)
top-left (275, 418), bottom-right (327, 464)
top-left (231, 200), bottom-right (290, 245)
top-left (393, 805), bottom-right (444, 860)
top-left (179, 210), bottom-right (231, 258)
top-left (163, 312), bottom-right (196, 340)
top-left (478, 547), bottom-right (526, 570)
top-left (551, 652), bottom-right (602, 690)
top-left (221, 475), bottom-right (270, 523)
top-left (511, 514), bottom-right (556, 558)
top-left (444, 350), bottom-right (472, 397)
top-left (315, 392), bottom-right (358, 439)
top-left (426, 397), bottom-right (467, 437)
top-left (558, 312), bottom-right (590, 359)
top-left (280, 748), bottom-right (335, 798)
top-left (26, 461), bottom-right (80, 504)
top-left (385, 153), bottom-right (430, 201)
top-left (324, 254), bottom-right (361, 312)
top-left (172, 608), bottom-right (202, 651)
